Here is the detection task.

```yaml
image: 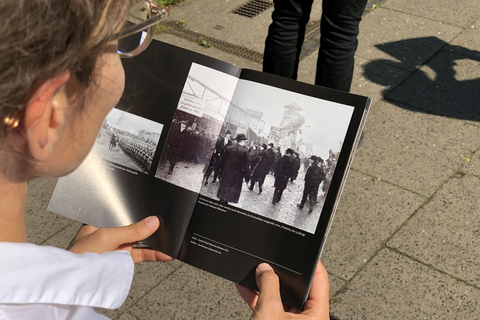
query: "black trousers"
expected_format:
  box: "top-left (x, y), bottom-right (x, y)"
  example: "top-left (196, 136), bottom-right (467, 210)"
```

top-left (263, 0), bottom-right (368, 92)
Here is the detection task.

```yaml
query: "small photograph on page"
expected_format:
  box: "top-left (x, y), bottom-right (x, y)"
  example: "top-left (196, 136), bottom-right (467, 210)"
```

top-left (93, 108), bottom-right (163, 174)
top-left (199, 79), bottom-right (354, 234)
top-left (155, 63), bottom-right (239, 193)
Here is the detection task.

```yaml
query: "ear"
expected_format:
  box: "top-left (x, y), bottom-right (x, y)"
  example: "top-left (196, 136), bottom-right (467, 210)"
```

top-left (24, 71), bottom-right (70, 161)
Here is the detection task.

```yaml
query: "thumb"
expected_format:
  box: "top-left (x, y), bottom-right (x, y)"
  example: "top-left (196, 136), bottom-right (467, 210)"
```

top-left (253, 263), bottom-right (284, 316)
top-left (109, 216), bottom-right (160, 246)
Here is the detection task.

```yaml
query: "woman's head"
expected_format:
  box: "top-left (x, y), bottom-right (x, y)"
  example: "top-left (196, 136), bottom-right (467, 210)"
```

top-left (0, 0), bottom-right (130, 180)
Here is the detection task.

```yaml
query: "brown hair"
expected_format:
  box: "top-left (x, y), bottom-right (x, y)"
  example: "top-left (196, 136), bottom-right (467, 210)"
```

top-left (0, 0), bottom-right (130, 134)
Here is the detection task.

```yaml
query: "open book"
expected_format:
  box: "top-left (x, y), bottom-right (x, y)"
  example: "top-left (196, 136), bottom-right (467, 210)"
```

top-left (48, 40), bottom-right (371, 309)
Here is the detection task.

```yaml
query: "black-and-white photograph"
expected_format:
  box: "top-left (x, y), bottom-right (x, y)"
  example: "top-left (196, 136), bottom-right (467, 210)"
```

top-left (155, 63), bottom-right (239, 192)
top-left (92, 108), bottom-right (163, 174)
top-left (200, 79), bottom-right (354, 234)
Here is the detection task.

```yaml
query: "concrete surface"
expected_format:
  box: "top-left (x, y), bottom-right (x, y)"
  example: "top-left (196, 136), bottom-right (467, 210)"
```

top-left (25, 0), bottom-right (480, 318)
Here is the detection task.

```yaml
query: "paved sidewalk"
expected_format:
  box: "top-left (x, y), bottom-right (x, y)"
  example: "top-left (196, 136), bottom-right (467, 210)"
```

top-left (26, 0), bottom-right (480, 319)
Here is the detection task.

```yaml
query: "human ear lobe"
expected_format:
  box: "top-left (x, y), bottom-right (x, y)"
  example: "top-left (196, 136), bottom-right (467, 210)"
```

top-left (24, 72), bottom-right (70, 161)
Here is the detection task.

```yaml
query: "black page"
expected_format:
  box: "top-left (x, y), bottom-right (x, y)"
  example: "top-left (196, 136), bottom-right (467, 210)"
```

top-left (178, 70), bottom-right (370, 308)
top-left (48, 40), bottom-right (241, 257)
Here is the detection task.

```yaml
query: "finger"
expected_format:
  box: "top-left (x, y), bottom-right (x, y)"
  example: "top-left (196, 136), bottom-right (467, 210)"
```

top-left (130, 247), bottom-right (174, 263)
top-left (105, 216), bottom-right (160, 247)
top-left (303, 261), bottom-right (330, 317)
top-left (235, 283), bottom-right (258, 310)
top-left (254, 263), bottom-right (284, 313)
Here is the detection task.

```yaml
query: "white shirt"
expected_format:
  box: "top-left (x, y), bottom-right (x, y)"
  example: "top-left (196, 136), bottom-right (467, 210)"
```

top-left (0, 242), bottom-right (134, 320)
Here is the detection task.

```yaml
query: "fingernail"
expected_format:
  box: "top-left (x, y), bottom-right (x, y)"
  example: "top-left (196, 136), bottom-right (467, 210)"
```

top-left (257, 263), bottom-right (272, 272)
top-left (145, 216), bottom-right (158, 230)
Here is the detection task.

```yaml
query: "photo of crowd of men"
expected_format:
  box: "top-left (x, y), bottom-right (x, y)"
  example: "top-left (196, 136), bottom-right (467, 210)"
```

top-left (93, 108), bottom-right (163, 174)
top-left (155, 63), bottom-right (238, 192)
top-left (199, 79), bottom-right (354, 234)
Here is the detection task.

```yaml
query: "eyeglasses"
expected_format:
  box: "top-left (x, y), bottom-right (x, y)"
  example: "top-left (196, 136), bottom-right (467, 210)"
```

top-left (113, 0), bottom-right (168, 58)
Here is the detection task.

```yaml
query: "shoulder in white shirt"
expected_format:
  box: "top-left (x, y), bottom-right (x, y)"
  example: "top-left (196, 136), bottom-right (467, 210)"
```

top-left (0, 242), bottom-right (134, 320)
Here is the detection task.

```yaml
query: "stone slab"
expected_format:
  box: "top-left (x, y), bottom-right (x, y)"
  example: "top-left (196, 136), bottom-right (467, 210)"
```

top-left (100, 261), bottom-right (180, 319)
top-left (330, 248), bottom-right (479, 319)
top-left (389, 173), bottom-right (480, 287)
top-left (321, 170), bottom-right (423, 280)
top-left (356, 7), bottom-right (463, 72)
top-left (352, 100), bottom-right (480, 196)
top-left (386, 49), bottom-right (480, 122)
top-left (26, 178), bottom-right (74, 244)
top-left (129, 264), bottom-right (251, 319)
top-left (163, 0), bottom-right (323, 54)
top-left (154, 33), bottom-right (261, 70)
top-left (383, 0), bottom-right (480, 28)
top-left (463, 148), bottom-right (480, 177)
top-left (448, 18), bottom-right (480, 60)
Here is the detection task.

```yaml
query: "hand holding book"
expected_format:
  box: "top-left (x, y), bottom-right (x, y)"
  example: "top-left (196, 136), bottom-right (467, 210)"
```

top-left (237, 262), bottom-right (330, 319)
top-left (68, 217), bottom-right (173, 264)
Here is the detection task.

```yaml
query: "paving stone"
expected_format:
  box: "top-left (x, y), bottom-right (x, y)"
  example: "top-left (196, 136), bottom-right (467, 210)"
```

top-left (163, 0), bottom-right (323, 54)
top-left (353, 100), bottom-right (480, 196)
top-left (330, 248), bottom-right (479, 319)
top-left (100, 261), bottom-right (180, 319)
top-left (389, 174), bottom-right (480, 287)
top-left (383, 0), bottom-right (480, 28)
top-left (463, 148), bottom-right (480, 177)
top-left (117, 313), bottom-right (138, 320)
top-left (356, 8), bottom-right (463, 72)
top-left (321, 170), bottom-right (423, 280)
top-left (153, 34), bottom-right (262, 71)
top-left (386, 50), bottom-right (480, 122)
top-left (129, 264), bottom-right (251, 319)
top-left (328, 274), bottom-right (346, 298)
top-left (26, 178), bottom-right (73, 244)
top-left (295, 53), bottom-right (412, 106)
top-left (447, 19), bottom-right (480, 60)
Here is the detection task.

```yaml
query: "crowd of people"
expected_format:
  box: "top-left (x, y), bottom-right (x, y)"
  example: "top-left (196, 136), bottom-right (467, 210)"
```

top-left (164, 119), bottom-right (216, 174)
top-left (205, 131), bottom-right (333, 215)
top-left (118, 136), bottom-right (156, 172)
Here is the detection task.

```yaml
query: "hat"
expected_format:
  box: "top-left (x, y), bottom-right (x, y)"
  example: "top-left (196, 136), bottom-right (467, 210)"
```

top-left (235, 133), bottom-right (247, 141)
top-left (310, 155), bottom-right (318, 161)
top-left (262, 143), bottom-right (268, 149)
top-left (268, 143), bottom-right (274, 147)
top-left (225, 130), bottom-right (232, 135)
top-left (285, 148), bottom-right (294, 155)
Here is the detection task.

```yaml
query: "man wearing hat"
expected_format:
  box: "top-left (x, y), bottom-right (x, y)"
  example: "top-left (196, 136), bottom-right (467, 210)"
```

top-left (297, 155), bottom-right (326, 213)
top-left (217, 133), bottom-right (250, 204)
top-left (272, 148), bottom-right (295, 204)
top-left (290, 152), bottom-right (302, 182)
top-left (248, 143), bottom-right (275, 193)
top-left (167, 120), bottom-right (190, 174)
top-left (212, 130), bottom-right (232, 183)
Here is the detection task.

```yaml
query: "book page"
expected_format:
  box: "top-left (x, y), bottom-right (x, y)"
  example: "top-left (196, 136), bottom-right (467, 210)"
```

top-left (180, 69), bottom-right (368, 309)
top-left (48, 41), bottom-right (242, 257)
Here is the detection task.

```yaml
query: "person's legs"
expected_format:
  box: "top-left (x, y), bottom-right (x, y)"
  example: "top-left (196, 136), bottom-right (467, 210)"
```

top-left (298, 188), bottom-right (308, 208)
top-left (263, 0), bottom-right (314, 79)
top-left (315, 0), bottom-right (368, 91)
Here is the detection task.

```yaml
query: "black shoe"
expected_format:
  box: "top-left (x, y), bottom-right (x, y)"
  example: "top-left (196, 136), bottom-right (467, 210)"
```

top-left (259, 187), bottom-right (262, 194)
top-left (297, 204), bottom-right (303, 209)
top-left (308, 208), bottom-right (313, 213)
top-left (205, 180), bottom-right (208, 186)
top-left (212, 179), bottom-right (216, 183)
top-left (248, 186), bottom-right (253, 190)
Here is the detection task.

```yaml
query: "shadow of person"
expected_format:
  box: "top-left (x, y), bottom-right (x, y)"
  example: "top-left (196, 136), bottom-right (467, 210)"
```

top-left (363, 36), bottom-right (480, 122)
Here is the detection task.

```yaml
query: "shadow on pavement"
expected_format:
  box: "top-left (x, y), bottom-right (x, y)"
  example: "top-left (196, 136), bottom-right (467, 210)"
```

top-left (363, 36), bottom-right (480, 122)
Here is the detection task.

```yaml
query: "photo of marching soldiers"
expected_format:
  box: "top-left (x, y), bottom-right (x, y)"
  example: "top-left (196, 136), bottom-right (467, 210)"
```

top-left (199, 80), bottom-right (354, 234)
top-left (155, 63), bottom-right (239, 193)
top-left (93, 108), bottom-right (163, 174)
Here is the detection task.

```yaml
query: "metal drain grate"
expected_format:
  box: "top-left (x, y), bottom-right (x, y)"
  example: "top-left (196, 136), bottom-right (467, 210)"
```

top-left (231, 0), bottom-right (273, 18)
